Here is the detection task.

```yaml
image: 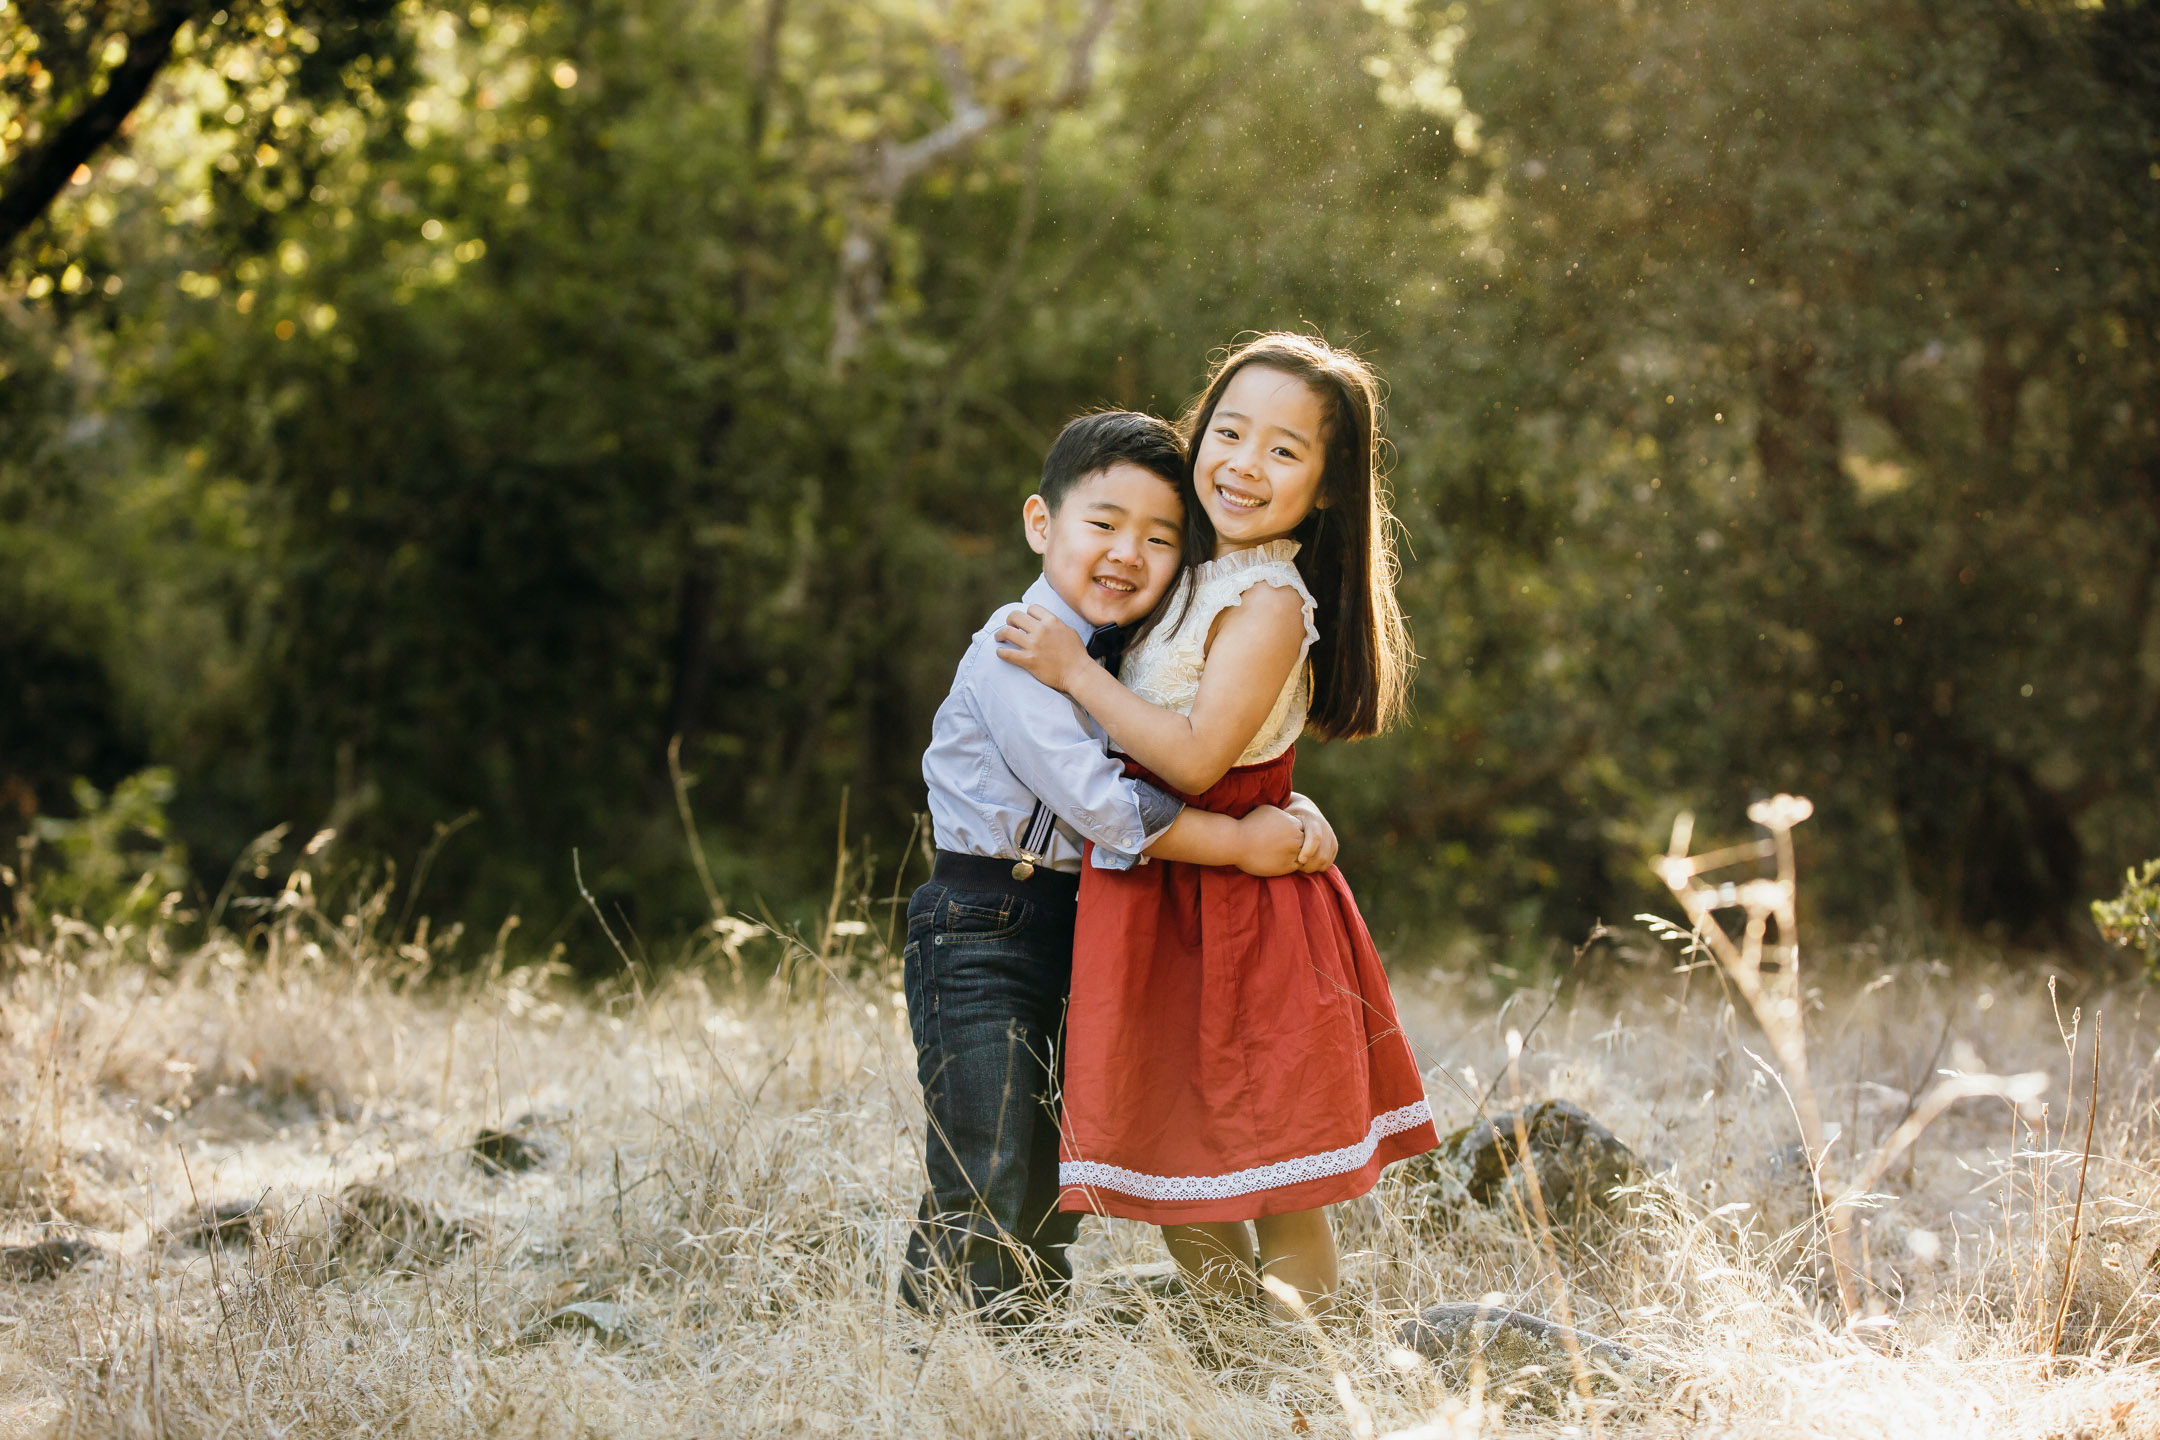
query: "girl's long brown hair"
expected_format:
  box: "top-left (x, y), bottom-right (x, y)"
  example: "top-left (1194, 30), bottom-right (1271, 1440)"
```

top-left (1176, 333), bottom-right (1412, 741)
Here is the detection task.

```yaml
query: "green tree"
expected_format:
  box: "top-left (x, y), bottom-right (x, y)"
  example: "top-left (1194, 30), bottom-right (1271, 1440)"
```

top-left (1353, 0), bottom-right (2160, 940)
top-left (3, 0), bottom-right (2153, 953)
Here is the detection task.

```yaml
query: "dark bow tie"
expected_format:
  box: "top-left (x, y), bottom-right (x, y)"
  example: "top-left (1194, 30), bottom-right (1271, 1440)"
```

top-left (1086, 622), bottom-right (1127, 669)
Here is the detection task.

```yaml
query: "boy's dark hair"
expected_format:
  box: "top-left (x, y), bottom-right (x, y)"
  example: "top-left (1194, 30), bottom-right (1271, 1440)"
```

top-left (1039, 410), bottom-right (1185, 511)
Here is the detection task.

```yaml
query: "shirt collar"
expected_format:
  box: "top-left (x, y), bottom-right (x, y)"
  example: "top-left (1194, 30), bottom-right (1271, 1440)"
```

top-left (1021, 574), bottom-right (1107, 641)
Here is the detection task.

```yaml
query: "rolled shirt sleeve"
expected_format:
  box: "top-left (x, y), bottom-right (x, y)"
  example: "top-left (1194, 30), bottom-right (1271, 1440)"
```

top-left (1116, 782), bottom-right (1184, 868)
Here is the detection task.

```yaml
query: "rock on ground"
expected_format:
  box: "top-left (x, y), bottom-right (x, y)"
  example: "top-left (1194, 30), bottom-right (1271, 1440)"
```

top-left (1398, 1301), bottom-right (1639, 1410)
top-left (165, 1199), bottom-right (265, 1249)
top-left (471, 1114), bottom-right (551, 1175)
top-left (0, 1237), bottom-right (99, 1281)
top-left (330, 1183), bottom-right (482, 1269)
top-left (1397, 1099), bottom-right (1644, 1228)
top-left (522, 1300), bottom-right (631, 1347)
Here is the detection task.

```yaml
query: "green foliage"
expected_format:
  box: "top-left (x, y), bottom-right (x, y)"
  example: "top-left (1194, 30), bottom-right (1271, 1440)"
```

top-left (1, 0), bottom-right (2155, 953)
top-left (26, 769), bottom-right (192, 926)
top-left (2093, 861), bottom-right (2160, 968)
top-left (1351, 0), bottom-right (2160, 942)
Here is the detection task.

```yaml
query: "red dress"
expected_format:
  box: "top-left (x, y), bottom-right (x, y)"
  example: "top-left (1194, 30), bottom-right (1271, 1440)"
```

top-left (1057, 747), bottom-right (1438, 1224)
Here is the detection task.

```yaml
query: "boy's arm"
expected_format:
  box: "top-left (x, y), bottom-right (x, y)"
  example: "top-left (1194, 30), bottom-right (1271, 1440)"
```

top-left (966, 629), bottom-right (1182, 863)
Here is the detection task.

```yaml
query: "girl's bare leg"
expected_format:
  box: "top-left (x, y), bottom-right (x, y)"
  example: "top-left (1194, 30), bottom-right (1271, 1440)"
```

top-left (1253, 1207), bottom-right (1338, 1316)
top-left (1161, 1222), bottom-right (1257, 1300)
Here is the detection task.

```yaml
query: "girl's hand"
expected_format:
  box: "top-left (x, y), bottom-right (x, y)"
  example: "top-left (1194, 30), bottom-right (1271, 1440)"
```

top-left (995, 606), bottom-right (1094, 693)
top-left (1283, 792), bottom-right (1339, 873)
top-left (1233, 805), bottom-right (1307, 876)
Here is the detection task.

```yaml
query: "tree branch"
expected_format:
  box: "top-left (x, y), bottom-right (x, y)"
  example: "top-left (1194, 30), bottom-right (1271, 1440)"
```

top-left (828, 0), bottom-right (1120, 372)
top-left (0, 0), bottom-right (202, 256)
top-left (869, 43), bottom-right (995, 203)
top-left (1051, 0), bottom-right (1116, 105)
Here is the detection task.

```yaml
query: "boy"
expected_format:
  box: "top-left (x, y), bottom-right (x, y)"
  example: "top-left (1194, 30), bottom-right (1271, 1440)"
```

top-left (900, 410), bottom-right (1337, 1320)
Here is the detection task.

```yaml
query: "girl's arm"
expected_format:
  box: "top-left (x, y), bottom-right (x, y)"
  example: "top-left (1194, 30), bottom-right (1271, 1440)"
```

top-left (1145, 796), bottom-right (1336, 873)
top-left (1145, 803), bottom-right (1307, 874)
top-left (996, 584), bottom-right (1306, 796)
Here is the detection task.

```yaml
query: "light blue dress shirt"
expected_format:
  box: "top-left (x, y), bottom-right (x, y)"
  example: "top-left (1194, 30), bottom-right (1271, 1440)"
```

top-left (923, 577), bottom-right (1183, 873)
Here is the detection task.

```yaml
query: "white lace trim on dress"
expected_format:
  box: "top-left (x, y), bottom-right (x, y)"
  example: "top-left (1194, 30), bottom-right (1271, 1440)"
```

top-left (1058, 1099), bottom-right (1434, 1202)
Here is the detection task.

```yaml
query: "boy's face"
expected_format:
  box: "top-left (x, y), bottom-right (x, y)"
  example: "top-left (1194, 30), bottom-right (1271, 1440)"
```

top-left (1022, 463), bottom-right (1185, 630)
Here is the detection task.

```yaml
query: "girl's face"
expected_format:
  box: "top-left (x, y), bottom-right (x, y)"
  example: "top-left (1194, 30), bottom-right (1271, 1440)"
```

top-left (1192, 363), bottom-right (1331, 557)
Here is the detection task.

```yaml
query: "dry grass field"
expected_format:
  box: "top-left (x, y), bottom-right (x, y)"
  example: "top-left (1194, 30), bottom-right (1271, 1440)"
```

top-left (4, 866), bottom-right (2160, 1439)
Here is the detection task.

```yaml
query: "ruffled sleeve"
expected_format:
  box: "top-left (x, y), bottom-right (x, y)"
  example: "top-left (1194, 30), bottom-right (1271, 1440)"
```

top-left (1192, 540), bottom-right (1319, 655)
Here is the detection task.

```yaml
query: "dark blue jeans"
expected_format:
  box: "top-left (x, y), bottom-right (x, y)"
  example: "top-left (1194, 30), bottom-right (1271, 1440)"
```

top-left (898, 871), bottom-right (1081, 1321)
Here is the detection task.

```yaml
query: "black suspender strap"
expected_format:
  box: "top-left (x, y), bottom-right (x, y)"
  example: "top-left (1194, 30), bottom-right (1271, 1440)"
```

top-left (1011, 800), bottom-right (1058, 880)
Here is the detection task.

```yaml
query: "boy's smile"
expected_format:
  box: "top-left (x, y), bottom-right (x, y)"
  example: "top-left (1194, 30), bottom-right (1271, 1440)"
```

top-left (1022, 463), bottom-right (1185, 630)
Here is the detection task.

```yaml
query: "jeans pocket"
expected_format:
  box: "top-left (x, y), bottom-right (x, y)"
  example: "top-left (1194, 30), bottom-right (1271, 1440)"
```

top-left (937, 890), bottom-right (1030, 944)
top-left (903, 890), bottom-right (939, 1053)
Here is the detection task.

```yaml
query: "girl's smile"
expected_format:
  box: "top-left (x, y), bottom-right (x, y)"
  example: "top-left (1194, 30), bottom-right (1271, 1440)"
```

top-left (1193, 364), bottom-right (1330, 555)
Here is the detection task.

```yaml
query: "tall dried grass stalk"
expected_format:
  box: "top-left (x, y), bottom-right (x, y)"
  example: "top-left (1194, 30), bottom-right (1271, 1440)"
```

top-left (1655, 796), bottom-right (2049, 1330)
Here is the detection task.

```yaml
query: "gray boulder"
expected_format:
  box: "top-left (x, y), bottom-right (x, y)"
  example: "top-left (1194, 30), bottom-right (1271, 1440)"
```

top-left (330, 1184), bottom-right (482, 1269)
top-left (1399, 1100), bottom-right (1642, 1228)
top-left (472, 1114), bottom-right (551, 1175)
top-left (1400, 1302), bottom-right (1635, 1367)
top-left (1398, 1302), bottom-right (1638, 1409)
top-left (166, 1199), bottom-right (264, 1250)
top-left (522, 1300), bottom-right (631, 1347)
top-left (0, 1236), bottom-right (98, 1281)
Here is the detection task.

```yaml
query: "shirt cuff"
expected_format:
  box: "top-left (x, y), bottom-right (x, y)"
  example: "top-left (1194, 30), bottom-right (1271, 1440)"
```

top-left (1090, 784), bottom-right (1185, 871)
top-left (1134, 782), bottom-right (1185, 844)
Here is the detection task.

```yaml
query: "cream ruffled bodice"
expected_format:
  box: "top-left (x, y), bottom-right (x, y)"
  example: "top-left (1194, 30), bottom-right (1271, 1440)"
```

top-left (1117, 539), bottom-right (1319, 769)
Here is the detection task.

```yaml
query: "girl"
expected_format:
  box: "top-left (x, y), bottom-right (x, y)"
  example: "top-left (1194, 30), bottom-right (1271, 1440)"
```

top-left (996, 333), bottom-right (1436, 1313)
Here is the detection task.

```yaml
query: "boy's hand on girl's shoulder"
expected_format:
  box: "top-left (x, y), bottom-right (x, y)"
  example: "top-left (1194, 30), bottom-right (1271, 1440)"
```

top-left (995, 606), bottom-right (1093, 693)
top-left (1233, 805), bottom-right (1307, 876)
top-left (1283, 792), bottom-right (1339, 873)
